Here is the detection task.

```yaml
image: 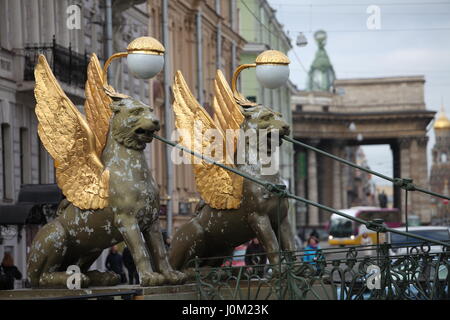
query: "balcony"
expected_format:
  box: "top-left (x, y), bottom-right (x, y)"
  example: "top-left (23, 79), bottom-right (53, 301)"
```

top-left (23, 37), bottom-right (91, 90)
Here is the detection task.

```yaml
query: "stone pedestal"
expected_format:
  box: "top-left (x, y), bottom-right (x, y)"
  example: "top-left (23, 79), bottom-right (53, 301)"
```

top-left (0, 284), bottom-right (198, 300)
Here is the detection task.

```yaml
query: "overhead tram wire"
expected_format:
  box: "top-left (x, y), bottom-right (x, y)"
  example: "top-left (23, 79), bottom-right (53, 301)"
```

top-left (240, 0), bottom-right (314, 85)
top-left (270, 1), bottom-right (450, 7)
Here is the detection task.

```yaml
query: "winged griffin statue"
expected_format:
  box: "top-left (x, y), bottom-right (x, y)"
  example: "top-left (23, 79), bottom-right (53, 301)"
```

top-left (27, 54), bottom-right (185, 288)
top-left (168, 68), bottom-right (296, 270)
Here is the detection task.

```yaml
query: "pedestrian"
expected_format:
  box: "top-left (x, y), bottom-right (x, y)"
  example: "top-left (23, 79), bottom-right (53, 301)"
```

top-left (105, 246), bottom-right (126, 283)
top-left (245, 238), bottom-right (267, 276)
top-left (162, 231), bottom-right (171, 249)
top-left (309, 229), bottom-right (319, 240)
top-left (378, 190), bottom-right (388, 208)
top-left (303, 236), bottom-right (323, 275)
top-left (122, 247), bottom-right (139, 285)
top-left (0, 252), bottom-right (22, 290)
top-left (360, 231), bottom-right (374, 256)
top-left (303, 236), bottom-right (320, 264)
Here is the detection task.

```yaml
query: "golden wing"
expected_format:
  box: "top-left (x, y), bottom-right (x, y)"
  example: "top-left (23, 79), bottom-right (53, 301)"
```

top-left (173, 71), bottom-right (243, 210)
top-left (84, 53), bottom-right (113, 156)
top-left (213, 70), bottom-right (244, 132)
top-left (34, 55), bottom-right (109, 210)
top-left (212, 70), bottom-right (244, 164)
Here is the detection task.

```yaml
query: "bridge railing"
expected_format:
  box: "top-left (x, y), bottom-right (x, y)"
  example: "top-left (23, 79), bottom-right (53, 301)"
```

top-left (152, 133), bottom-right (450, 299)
top-left (187, 243), bottom-right (450, 300)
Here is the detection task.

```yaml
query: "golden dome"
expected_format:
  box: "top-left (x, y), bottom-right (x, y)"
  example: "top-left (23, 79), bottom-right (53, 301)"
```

top-left (127, 37), bottom-right (165, 55)
top-left (434, 107), bottom-right (450, 130)
top-left (255, 50), bottom-right (290, 65)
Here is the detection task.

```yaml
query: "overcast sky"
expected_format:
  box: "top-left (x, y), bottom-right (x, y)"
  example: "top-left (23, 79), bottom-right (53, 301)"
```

top-left (265, 0), bottom-right (450, 186)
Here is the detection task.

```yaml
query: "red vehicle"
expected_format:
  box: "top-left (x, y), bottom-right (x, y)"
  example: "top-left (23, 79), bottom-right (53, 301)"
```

top-left (328, 206), bottom-right (401, 246)
top-left (223, 243), bottom-right (248, 267)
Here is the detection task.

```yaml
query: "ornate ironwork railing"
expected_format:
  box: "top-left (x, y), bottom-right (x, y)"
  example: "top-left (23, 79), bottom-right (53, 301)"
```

top-left (189, 243), bottom-right (449, 300)
top-left (23, 36), bottom-right (90, 89)
top-left (152, 133), bottom-right (450, 299)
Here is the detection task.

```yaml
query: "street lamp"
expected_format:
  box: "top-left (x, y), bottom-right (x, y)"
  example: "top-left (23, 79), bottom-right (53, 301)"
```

top-left (102, 36), bottom-right (165, 82)
top-left (296, 32), bottom-right (308, 47)
top-left (231, 50), bottom-right (290, 105)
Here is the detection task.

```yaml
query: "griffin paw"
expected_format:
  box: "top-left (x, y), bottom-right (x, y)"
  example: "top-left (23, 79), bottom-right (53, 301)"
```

top-left (86, 270), bottom-right (121, 286)
top-left (162, 270), bottom-right (187, 285)
top-left (139, 272), bottom-right (165, 287)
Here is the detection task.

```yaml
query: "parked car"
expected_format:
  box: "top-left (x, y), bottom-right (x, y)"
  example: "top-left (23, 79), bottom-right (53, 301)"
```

top-left (387, 226), bottom-right (450, 256)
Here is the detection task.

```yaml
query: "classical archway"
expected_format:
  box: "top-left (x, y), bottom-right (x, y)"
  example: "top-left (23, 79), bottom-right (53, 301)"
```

top-left (292, 78), bottom-right (435, 228)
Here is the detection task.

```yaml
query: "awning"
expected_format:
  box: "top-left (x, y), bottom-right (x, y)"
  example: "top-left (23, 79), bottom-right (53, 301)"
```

top-left (0, 204), bottom-right (37, 225)
top-left (0, 184), bottom-right (63, 225)
top-left (17, 184), bottom-right (63, 205)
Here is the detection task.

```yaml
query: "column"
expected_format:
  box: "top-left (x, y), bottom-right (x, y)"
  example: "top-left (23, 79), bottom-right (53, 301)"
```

top-left (307, 140), bottom-right (320, 226)
top-left (332, 144), bottom-right (343, 210)
top-left (294, 149), bottom-right (307, 228)
top-left (215, 0), bottom-right (222, 71)
top-left (196, 10), bottom-right (204, 106)
top-left (29, 0), bottom-right (40, 44)
top-left (391, 142), bottom-right (401, 210)
top-left (42, 0), bottom-right (55, 43)
top-left (9, 0), bottom-right (23, 48)
top-left (340, 146), bottom-right (349, 208)
top-left (410, 137), bottom-right (430, 223)
top-left (399, 137), bottom-right (412, 223)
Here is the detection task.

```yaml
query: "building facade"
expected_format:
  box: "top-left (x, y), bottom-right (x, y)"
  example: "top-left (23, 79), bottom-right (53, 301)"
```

top-left (237, 0), bottom-right (296, 232)
top-left (292, 31), bottom-right (433, 228)
top-left (0, 0), bottom-right (246, 283)
top-left (146, 0), bottom-right (245, 232)
top-left (429, 106), bottom-right (450, 224)
top-left (0, 0), bottom-right (153, 285)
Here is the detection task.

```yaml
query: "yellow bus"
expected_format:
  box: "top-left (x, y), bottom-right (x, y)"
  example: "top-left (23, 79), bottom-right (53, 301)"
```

top-left (327, 206), bottom-right (402, 246)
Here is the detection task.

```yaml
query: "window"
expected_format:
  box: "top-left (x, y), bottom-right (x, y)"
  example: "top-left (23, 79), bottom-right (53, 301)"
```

top-left (20, 128), bottom-right (30, 185)
top-left (38, 139), bottom-right (45, 183)
top-left (1, 123), bottom-right (12, 200)
top-left (246, 96), bottom-right (257, 103)
top-left (296, 104), bottom-right (303, 112)
top-left (441, 153), bottom-right (448, 163)
top-left (179, 202), bottom-right (192, 216)
top-left (322, 105), bottom-right (330, 112)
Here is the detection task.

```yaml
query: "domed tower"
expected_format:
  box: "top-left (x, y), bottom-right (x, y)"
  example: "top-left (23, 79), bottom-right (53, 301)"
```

top-left (430, 104), bottom-right (450, 221)
top-left (307, 30), bottom-right (336, 92)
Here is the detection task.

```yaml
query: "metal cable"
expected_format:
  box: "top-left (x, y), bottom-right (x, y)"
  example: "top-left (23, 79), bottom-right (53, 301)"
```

top-left (282, 136), bottom-right (450, 201)
top-left (152, 134), bottom-right (450, 247)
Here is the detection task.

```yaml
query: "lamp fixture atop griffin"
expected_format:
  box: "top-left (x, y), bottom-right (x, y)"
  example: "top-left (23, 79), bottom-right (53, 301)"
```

top-left (231, 49), bottom-right (291, 105)
top-left (102, 36), bottom-right (165, 81)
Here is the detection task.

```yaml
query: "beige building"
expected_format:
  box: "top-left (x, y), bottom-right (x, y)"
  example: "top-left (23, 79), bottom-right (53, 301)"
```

top-left (0, 0), bottom-right (244, 284)
top-left (429, 106), bottom-right (450, 224)
top-left (0, 0), bottom-right (154, 284)
top-left (146, 0), bottom-right (245, 232)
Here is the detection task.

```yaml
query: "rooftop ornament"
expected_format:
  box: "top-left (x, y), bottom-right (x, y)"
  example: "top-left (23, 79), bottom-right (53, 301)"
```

top-left (434, 104), bottom-right (450, 130)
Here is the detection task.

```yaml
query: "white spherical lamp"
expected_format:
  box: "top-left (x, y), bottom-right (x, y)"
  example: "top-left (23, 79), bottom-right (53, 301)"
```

top-left (255, 50), bottom-right (290, 89)
top-left (126, 37), bottom-right (165, 79)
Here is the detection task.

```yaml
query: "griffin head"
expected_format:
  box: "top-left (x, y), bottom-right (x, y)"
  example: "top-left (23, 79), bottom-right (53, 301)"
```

top-left (108, 95), bottom-right (160, 151)
top-left (240, 104), bottom-right (290, 146)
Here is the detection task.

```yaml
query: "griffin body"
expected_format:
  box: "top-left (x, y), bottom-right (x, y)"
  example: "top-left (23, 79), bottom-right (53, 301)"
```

top-left (27, 55), bottom-right (185, 288)
top-left (168, 71), bottom-right (296, 269)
